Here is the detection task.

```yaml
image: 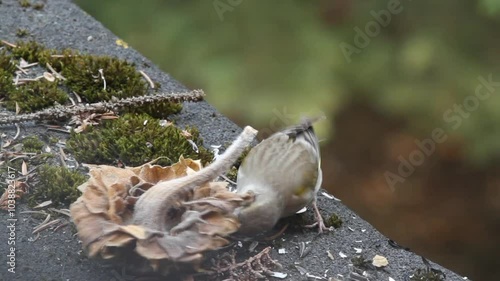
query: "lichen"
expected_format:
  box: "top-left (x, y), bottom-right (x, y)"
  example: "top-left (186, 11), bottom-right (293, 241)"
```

top-left (21, 136), bottom-right (45, 153)
top-left (66, 113), bottom-right (213, 166)
top-left (28, 164), bottom-right (87, 207)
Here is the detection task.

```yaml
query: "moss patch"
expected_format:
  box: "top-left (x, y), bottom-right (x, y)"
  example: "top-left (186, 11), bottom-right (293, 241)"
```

top-left (16, 28), bottom-right (29, 37)
top-left (18, 0), bottom-right (31, 8)
top-left (28, 165), bottom-right (87, 207)
top-left (4, 80), bottom-right (68, 112)
top-left (0, 40), bottom-right (151, 112)
top-left (224, 146), bottom-right (251, 182)
top-left (120, 96), bottom-right (183, 118)
top-left (66, 113), bottom-right (213, 166)
top-left (62, 54), bottom-right (147, 102)
top-left (351, 255), bottom-right (372, 270)
top-left (0, 50), bottom-right (16, 72)
top-left (21, 136), bottom-right (45, 153)
top-left (324, 213), bottom-right (342, 228)
top-left (410, 268), bottom-right (446, 281)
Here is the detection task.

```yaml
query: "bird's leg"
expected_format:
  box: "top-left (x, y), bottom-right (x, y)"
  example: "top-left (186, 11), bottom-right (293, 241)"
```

top-left (305, 198), bottom-right (331, 233)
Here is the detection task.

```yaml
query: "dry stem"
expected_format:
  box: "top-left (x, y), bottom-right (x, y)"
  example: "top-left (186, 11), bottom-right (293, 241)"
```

top-left (132, 126), bottom-right (258, 231)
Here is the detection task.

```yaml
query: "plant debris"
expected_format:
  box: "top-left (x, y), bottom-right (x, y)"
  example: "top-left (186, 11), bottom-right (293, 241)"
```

top-left (70, 127), bottom-right (257, 277)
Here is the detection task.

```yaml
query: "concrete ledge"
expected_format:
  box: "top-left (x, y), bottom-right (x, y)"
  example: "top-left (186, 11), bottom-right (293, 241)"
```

top-left (0, 0), bottom-right (467, 280)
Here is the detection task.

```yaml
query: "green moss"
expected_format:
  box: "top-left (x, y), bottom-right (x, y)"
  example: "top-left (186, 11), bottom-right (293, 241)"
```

top-left (351, 255), bottom-right (371, 269)
top-left (21, 136), bottom-right (45, 153)
top-left (7, 40), bottom-right (49, 63)
top-left (66, 113), bottom-right (213, 166)
top-left (48, 137), bottom-right (59, 144)
top-left (324, 213), bottom-right (342, 228)
top-left (224, 146), bottom-right (251, 182)
top-left (4, 80), bottom-right (68, 113)
top-left (18, 0), bottom-right (30, 7)
top-left (410, 268), bottom-right (446, 281)
top-left (1, 41), bottom-right (152, 113)
top-left (0, 69), bottom-right (15, 100)
top-left (0, 50), bottom-right (16, 73)
top-left (32, 2), bottom-right (44, 10)
top-left (126, 99), bottom-right (183, 119)
top-left (225, 166), bottom-right (238, 182)
top-left (62, 54), bottom-right (147, 102)
top-left (30, 153), bottom-right (54, 166)
top-left (16, 29), bottom-right (29, 37)
top-left (28, 165), bottom-right (87, 207)
top-left (0, 51), bottom-right (16, 99)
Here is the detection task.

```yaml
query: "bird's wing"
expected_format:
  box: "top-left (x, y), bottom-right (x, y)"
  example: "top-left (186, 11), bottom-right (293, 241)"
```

top-left (237, 118), bottom-right (322, 215)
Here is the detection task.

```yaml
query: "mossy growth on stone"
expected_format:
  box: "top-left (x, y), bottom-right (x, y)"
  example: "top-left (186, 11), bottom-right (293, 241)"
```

top-left (410, 268), bottom-right (446, 281)
top-left (0, 51), bottom-right (16, 99)
top-left (6, 40), bottom-right (51, 64)
top-left (21, 136), bottom-right (45, 153)
top-left (351, 255), bottom-right (372, 270)
top-left (0, 40), bottom-right (155, 113)
top-left (18, 0), bottom-right (31, 8)
top-left (4, 80), bottom-right (68, 112)
top-left (66, 113), bottom-right (213, 166)
top-left (324, 213), bottom-right (342, 228)
top-left (0, 69), bottom-right (15, 100)
top-left (125, 98), bottom-right (183, 119)
top-left (0, 50), bottom-right (16, 73)
top-left (16, 28), bottom-right (29, 38)
top-left (225, 166), bottom-right (238, 182)
top-left (28, 164), bottom-right (86, 207)
top-left (62, 54), bottom-right (147, 102)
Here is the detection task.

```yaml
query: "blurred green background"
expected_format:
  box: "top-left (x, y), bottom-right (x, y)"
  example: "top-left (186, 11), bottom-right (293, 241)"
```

top-left (75, 0), bottom-right (500, 166)
top-left (73, 1), bottom-right (500, 279)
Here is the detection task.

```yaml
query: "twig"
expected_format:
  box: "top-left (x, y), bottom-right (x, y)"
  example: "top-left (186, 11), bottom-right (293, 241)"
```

top-left (210, 246), bottom-right (282, 281)
top-left (0, 90), bottom-right (206, 126)
top-left (139, 70), bottom-right (155, 89)
top-left (33, 219), bottom-right (61, 234)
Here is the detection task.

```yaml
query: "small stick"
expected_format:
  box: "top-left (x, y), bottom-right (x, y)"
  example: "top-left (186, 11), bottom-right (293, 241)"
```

top-left (139, 70), bottom-right (155, 89)
top-left (1, 40), bottom-right (16, 48)
top-left (33, 219), bottom-right (61, 234)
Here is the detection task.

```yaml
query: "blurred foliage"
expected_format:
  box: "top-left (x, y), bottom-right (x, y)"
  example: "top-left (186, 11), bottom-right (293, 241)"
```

top-left (75, 0), bottom-right (500, 166)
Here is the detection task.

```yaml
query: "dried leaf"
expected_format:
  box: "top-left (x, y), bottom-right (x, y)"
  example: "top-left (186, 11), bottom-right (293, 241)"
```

top-left (71, 157), bottom-right (252, 274)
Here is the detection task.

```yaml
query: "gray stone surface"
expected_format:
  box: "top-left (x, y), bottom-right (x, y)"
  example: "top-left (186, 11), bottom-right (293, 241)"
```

top-left (0, 0), bottom-right (468, 280)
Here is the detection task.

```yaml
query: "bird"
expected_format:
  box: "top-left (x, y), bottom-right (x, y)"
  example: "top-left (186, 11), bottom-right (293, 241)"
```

top-left (234, 117), bottom-right (329, 235)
